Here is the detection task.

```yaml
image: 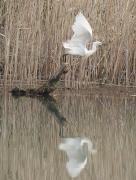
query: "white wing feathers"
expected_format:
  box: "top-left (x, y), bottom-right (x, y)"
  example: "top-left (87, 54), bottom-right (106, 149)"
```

top-left (63, 12), bottom-right (92, 55)
top-left (72, 12), bottom-right (92, 39)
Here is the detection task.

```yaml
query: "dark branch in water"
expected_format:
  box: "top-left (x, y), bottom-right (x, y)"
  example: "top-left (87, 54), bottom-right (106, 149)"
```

top-left (38, 95), bottom-right (67, 137)
top-left (11, 63), bottom-right (69, 97)
top-left (10, 62), bottom-right (68, 137)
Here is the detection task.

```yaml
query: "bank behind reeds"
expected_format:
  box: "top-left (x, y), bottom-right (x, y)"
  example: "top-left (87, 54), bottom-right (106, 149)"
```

top-left (0, 0), bottom-right (136, 88)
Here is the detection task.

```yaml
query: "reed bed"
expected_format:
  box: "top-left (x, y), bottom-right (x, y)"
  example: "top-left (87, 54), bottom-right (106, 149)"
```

top-left (0, 0), bottom-right (136, 88)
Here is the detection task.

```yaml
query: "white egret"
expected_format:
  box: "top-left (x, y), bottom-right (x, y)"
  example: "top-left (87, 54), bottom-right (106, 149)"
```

top-left (63, 12), bottom-right (102, 57)
top-left (59, 137), bottom-right (96, 178)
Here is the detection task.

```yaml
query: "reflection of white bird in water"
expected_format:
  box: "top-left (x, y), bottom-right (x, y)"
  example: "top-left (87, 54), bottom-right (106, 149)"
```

top-left (59, 137), bottom-right (96, 178)
top-left (63, 12), bottom-right (102, 58)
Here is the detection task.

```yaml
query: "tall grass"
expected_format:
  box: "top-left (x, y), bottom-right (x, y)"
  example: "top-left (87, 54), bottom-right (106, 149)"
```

top-left (0, 0), bottom-right (136, 88)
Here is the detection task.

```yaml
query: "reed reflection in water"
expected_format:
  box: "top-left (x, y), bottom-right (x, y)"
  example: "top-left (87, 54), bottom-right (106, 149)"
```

top-left (0, 92), bottom-right (136, 180)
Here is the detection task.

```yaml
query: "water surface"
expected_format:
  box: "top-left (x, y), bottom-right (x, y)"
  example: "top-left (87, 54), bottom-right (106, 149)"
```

top-left (0, 91), bottom-right (136, 179)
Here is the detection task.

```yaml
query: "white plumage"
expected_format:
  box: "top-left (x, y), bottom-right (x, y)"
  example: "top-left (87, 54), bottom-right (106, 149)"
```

top-left (63, 12), bottom-right (102, 57)
top-left (59, 137), bottom-right (96, 178)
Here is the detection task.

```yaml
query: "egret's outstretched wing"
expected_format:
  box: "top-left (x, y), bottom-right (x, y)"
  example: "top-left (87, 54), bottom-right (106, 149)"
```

top-left (63, 13), bottom-right (92, 51)
top-left (63, 12), bottom-right (94, 56)
top-left (66, 158), bottom-right (87, 178)
top-left (71, 13), bottom-right (92, 46)
top-left (72, 12), bottom-right (92, 39)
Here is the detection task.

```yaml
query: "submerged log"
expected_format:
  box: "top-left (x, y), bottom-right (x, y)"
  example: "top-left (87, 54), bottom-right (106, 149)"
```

top-left (11, 63), bottom-right (69, 97)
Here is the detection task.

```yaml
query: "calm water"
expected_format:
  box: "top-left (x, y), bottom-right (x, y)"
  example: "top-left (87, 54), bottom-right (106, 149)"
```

top-left (0, 91), bottom-right (136, 180)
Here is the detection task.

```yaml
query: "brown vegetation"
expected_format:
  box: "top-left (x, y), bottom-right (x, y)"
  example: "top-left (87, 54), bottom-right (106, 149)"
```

top-left (0, 0), bottom-right (136, 88)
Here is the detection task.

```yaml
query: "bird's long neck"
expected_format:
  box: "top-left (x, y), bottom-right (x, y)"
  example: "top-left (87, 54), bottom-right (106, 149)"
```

top-left (81, 138), bottom-right (96, 154)
top-left (86, 42), bottom-right (97, 57)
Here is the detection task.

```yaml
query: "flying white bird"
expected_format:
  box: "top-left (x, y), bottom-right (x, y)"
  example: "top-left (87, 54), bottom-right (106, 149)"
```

top-left (63, 12), bottom-right (102, 57)
top-left (59, 137), bottom-right (96, 178)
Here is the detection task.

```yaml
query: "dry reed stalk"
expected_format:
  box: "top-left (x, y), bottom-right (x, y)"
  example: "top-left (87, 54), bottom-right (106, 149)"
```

top-left (0, 0), bottom-right (135, 88)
